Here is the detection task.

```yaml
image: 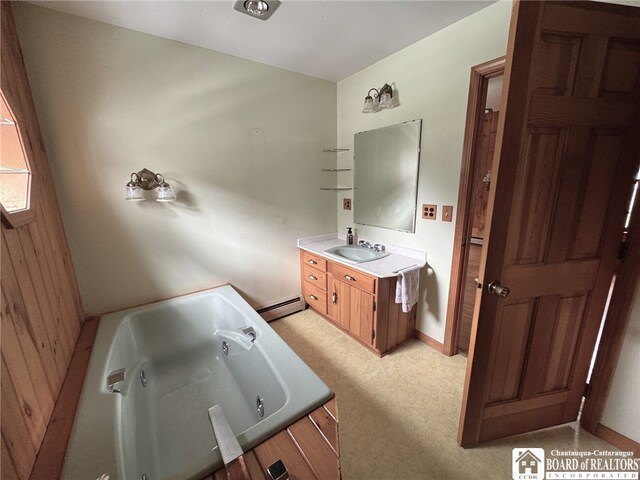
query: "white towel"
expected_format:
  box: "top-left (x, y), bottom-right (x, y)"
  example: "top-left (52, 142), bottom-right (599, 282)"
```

top-left (395, 266), bottom-right (420, 313)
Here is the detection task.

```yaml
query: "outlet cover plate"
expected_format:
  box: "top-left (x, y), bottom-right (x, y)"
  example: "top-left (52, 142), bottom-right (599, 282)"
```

top-left (422, 204), bottom-right (437, 220)
top-left (343, 198), bottom-right (352, 210)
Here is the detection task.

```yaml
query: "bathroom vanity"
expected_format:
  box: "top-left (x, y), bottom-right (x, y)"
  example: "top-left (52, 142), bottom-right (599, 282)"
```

top-left (298, 234), bottom-right (426, 356)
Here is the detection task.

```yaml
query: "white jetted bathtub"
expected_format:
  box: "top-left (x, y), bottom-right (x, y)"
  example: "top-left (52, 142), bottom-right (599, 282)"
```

top-left (62, 285), bottom-right (332, 480)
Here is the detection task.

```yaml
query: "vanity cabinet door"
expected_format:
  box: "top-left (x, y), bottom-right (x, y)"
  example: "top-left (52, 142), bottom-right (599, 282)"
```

top-left (328, 275), bottom-right (350, 331)
top-left (328, 275), bottom-right (375, 347)
top-left (348, 288), bottom-right (375, 347)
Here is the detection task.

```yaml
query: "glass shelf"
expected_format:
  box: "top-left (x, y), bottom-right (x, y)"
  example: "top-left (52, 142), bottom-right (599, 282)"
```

top-left (320, 187), bottom-right (353, 191)
top-left (322, 148), bottom-right (350, 152)
top-left (321, 168), bottom-right (351, 172)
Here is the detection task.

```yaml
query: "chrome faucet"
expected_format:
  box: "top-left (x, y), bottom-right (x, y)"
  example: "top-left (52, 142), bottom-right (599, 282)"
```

top-left (241, 326), bottom-right (257, 343)
top-left (359, 240), bottom-right (386, 252)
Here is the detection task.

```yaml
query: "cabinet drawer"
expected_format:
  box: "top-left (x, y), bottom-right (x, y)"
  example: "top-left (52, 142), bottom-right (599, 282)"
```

top-left (303, 264), bottom-right (327, 290)
top-left (303, 281), bottom-right (327, 315)
top-left (329, 263), bottom-right (376, 294)
top-left (302, 251), bottom-right (327, 272)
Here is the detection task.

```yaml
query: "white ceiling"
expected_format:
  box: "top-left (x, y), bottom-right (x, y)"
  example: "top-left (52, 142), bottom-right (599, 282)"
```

top-left (29, 1), bottom-right (496, 82)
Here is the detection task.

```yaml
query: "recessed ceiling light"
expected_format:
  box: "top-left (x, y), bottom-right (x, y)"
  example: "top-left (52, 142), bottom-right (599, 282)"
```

top-left (233, 0), bottom-right (280, 21)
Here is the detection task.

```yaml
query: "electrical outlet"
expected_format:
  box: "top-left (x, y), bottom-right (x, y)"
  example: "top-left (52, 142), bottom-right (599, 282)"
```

top-left (422, 204), bottom-right (437, 220)
top-left (343, 198), bottom-right (352, 210)
top-left (442, 205), bottom-right (453, 222)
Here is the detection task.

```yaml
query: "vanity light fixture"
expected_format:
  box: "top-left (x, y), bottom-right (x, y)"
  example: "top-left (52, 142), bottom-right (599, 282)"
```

top-left (362, 83), bottom-right (396, 113)
top-left (233, 0), bottom-right (280, 20)
top-left (125, 168), bottom-right (175, 202)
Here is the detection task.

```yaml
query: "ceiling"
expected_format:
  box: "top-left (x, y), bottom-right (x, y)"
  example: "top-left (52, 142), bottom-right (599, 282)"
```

top-left (29, 1), bottom-right (496, 82)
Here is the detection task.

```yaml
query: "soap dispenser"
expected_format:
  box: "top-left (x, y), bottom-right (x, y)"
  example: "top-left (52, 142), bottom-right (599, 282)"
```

top-left (347, 227), bottom-right (354, 245)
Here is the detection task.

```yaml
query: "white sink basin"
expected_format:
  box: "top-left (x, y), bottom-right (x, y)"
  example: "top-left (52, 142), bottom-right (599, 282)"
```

top-left (324, 245), bottom-right (389, 263)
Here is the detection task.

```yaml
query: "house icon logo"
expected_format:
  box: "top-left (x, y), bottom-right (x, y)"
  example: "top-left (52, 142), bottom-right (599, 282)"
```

top-left (512, 448), bottom-right (545, 480)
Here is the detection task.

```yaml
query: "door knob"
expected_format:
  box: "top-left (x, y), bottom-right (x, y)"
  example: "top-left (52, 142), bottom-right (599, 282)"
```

top-left (487, 281), bottom-right (510, 298)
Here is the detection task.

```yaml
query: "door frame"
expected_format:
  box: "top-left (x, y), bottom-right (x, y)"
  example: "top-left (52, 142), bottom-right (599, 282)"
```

top-left (443, 56), bottom-right (505, 356)
top-left (581, 175), bottom-right (640, 444)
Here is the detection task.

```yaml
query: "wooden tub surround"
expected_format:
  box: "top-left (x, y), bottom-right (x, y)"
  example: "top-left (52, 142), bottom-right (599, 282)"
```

top-left (29, 316), bottom-right (341, 480)
top-left (208, 397), bottom-right (340, 480)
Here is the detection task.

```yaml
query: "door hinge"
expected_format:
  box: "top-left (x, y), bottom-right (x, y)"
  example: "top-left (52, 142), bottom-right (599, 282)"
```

top-left (618, 240), bottom-right (629, 260)
top-left (373, 300), bottom-right (376, 312)
top-left (584, 382), bottom-right (592, 398)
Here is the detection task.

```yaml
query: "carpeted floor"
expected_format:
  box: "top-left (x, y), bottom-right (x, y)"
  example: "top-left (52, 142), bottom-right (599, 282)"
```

top-left (271, 308), bottom-right (617, 480)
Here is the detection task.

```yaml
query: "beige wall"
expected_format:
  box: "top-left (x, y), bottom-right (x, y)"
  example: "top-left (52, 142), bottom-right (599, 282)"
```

top-left (13, 3), bottom-right (337, 315)
top-left (600, 282), bottom-right (640, 443)
top-left (336, 1), bottom-right (512, 341)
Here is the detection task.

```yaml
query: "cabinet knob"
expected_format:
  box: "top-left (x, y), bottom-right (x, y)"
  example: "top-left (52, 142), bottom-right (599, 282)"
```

top-left (332, 292), bottom-right (337, 304)
top-left (309, 294), bottom-right (318, 301)
top-left (344, 274), bottom-right (356, 282)
top-left (308, 274), bottom-right (318, 281)
top-left (308, 259), bottom-right (318, 265)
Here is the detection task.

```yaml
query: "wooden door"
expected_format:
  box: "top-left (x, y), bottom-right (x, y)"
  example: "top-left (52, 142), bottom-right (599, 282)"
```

top-left (459, 1), bottom-right (640, 446)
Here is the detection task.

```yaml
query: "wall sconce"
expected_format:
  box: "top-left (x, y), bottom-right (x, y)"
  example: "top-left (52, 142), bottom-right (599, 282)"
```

top-left (125, 168), bottom-right (175, 202)
top-left (362, 83), bottom-right (396, 113)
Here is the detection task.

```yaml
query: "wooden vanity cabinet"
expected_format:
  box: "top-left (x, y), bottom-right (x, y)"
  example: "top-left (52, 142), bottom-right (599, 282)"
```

top-left (299, 249), bottom-right (416, 356)
top-left (301, 251), bottom-right (328, 315)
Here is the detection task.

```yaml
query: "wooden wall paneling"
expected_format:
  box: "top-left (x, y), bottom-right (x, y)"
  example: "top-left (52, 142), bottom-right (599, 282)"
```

top-left (471, 111), bottom-right (499, 238)
top-left (1, 434), bottom-right (20, 480)
top-left (1, 2), bottom-right (86, 476)
top-left (1, 286), bottom-right (53, 440)
top-left (28, 221), bottom-right (76, 357)
top-left (1, 359), bottom-right (37, 479)
top-left (8, 226), bottom-right (70, 377)
top-left (1, 236), bottom-right (60, 398)
top-left (31, 190), bottom-right (83, 337)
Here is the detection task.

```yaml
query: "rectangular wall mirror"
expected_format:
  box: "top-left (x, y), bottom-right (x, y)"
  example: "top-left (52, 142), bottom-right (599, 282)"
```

top-left (353, 119), bottom-right (422, 233)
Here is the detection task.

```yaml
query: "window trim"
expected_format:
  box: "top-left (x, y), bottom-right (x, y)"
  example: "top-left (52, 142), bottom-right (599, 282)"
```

top-left (1, 90), bottom-right (35, 229)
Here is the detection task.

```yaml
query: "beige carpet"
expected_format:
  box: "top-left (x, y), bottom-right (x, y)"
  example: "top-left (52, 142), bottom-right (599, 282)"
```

top-left (272, 309), bottom-right (616, 480)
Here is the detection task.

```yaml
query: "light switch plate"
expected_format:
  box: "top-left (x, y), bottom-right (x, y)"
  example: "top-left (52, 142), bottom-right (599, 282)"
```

top-left (422, 204), bottom-right (437, 220)
top-left (442, 205), bottom-right (453, 222)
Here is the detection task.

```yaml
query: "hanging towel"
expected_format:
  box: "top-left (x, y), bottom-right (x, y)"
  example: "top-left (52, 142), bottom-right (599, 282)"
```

top-left (395, 266), bottom-right (420, 313)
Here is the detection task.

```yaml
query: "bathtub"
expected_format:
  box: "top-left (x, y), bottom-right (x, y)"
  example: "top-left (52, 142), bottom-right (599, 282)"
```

top-left (62, 285), bottom-right (332, 480)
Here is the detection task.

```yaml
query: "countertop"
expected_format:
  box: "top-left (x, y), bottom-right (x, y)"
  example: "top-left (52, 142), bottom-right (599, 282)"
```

top-left (297, 233), bottom-right (427, 278)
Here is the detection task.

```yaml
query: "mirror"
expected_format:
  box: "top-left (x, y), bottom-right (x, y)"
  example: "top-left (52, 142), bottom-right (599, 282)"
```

top-left (353, 119), bottom-right (422, 233)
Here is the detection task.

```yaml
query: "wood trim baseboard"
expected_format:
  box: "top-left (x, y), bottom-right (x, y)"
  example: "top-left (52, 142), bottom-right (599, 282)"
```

top-left (29, 317), bottom-right (101, 480)
top-left (594, 423), bottom-right (640, 457)
top-left (415, 330), bottom-right (444, 354)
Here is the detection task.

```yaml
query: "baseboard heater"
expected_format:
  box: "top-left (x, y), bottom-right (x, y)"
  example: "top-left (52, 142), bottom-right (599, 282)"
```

top-left (256, 295), bottom-right (305, 322)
